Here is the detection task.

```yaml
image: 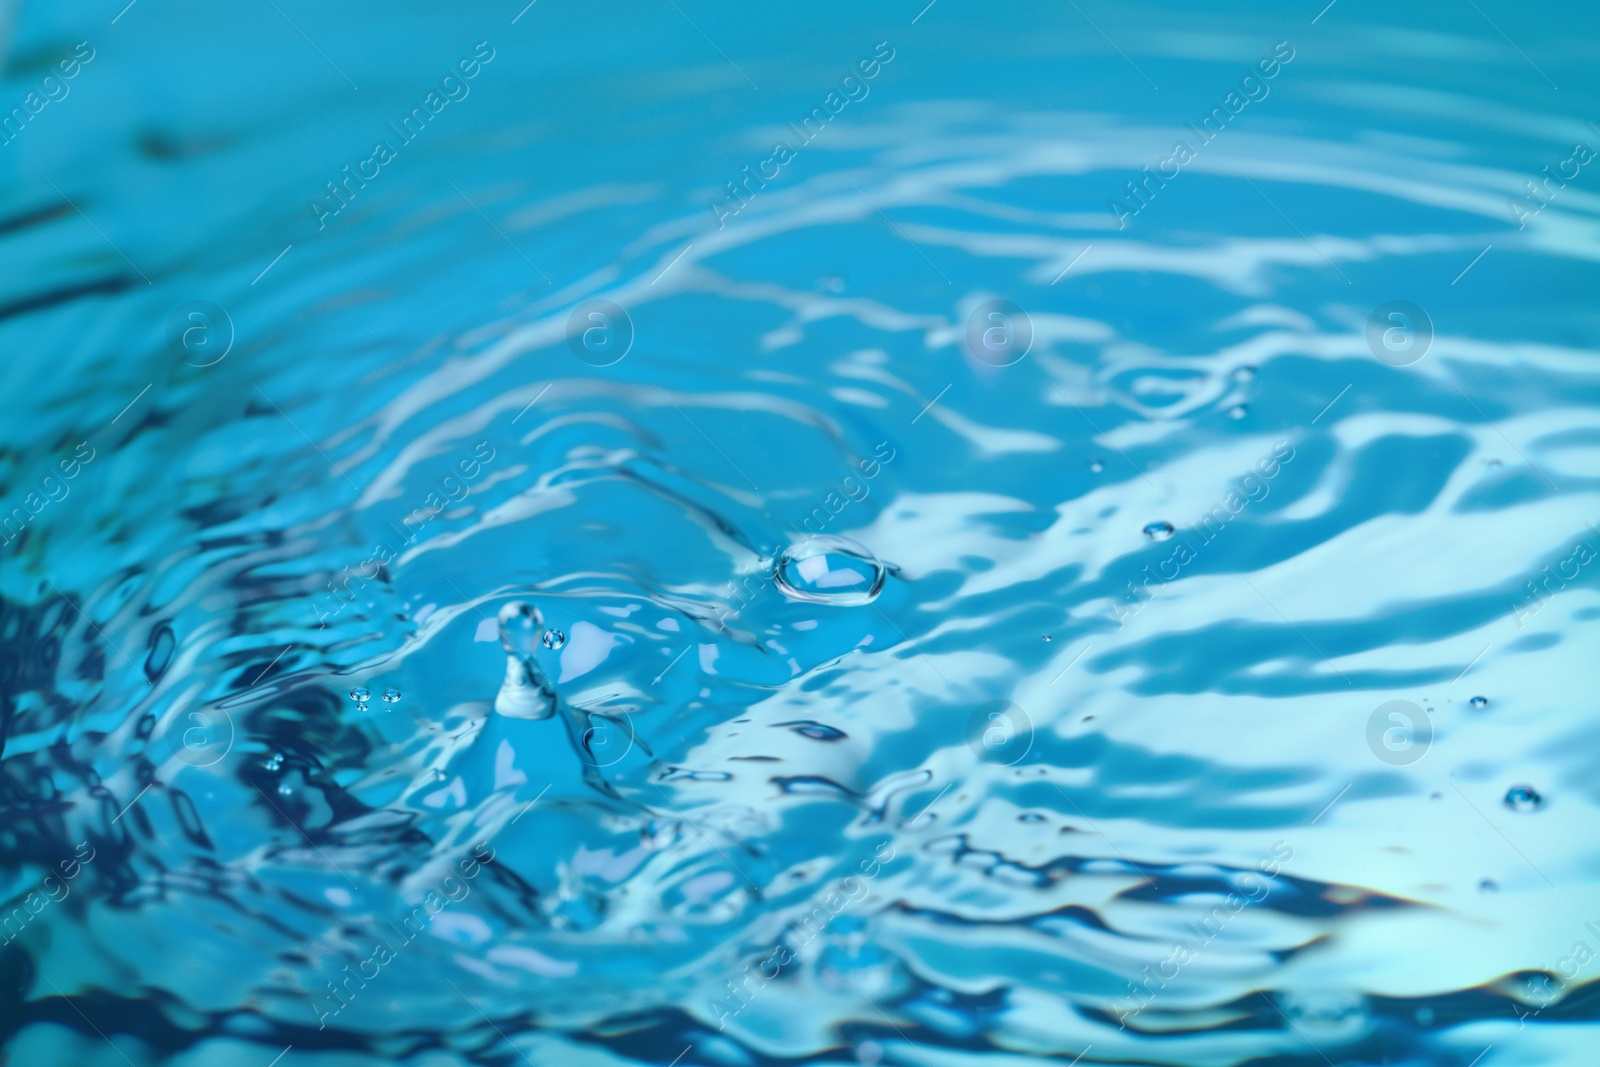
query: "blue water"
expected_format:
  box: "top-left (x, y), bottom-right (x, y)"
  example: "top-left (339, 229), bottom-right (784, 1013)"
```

top-left (2, 1), bottom-right (1599, 1064)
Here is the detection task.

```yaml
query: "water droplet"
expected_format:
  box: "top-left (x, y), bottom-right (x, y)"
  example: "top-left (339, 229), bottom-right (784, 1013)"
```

top-left (1469, 695), bottom-right (1488, 709)
top-left (497, 600), bottom-right (544, 657)
top-left (1504, 785), bottom-right (1542, 812)
top-left (1143, 521), bottom-right (1175, 541)
top-left (1232, 366), bottom-right (1257, 383)
top-left (774, 536), bottom-right (888, 607)
top-left (1042, 634), bottom-right (1052, 642)
top-left (542, 628), bottom-right (567, 650)
top-left (381, 688), bottom-right (401, 703)
top-left (1227, 404), bottom-right (1248, 419)
top-left (1018, 812), bottom-right (1046, 823)
top-left (1088, 459), bottom-right (1104, 473)
top-left (1478, 878), bottom-right (1498, 892)
top-left (349, 687), bottom-right (370, 705)
top-left (277, 784), bottom-right (293, 796)
top-left (263, 755), bottom-right (283, 772)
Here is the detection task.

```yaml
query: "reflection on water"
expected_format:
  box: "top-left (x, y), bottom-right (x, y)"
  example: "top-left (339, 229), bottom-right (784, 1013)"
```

top-left (1, 1), bottom-right (1598, 1065)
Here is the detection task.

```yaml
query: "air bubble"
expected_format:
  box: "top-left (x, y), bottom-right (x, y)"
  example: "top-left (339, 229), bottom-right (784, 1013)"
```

top-left (774, 536), bottom-right (888, 607)
top-left (1469, 696), bottom-right (1487, 709)
top-left (1503, 785), bottom-right (1542, 812)
top-left (1143, 521), bottom-right (1175, 541)
top-left (542, 629), bottom-right (567, 650)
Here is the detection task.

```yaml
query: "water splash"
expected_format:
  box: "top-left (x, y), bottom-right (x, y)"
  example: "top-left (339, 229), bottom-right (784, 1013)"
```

top-left (494, 600), bottom-right (558, 720)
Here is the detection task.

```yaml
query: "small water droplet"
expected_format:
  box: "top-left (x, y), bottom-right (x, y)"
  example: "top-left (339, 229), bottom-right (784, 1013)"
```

top-left (1088, 458), bottom-right (1104, 473)
top-left (349, 687), bottom-right (370, 705)
top-left (1143, 521), bottom-right (1175, 541)
top-left (277, 784), bottom-right (293, 796)
top-left (542, 628), bottom-right (567, 650)
top-left (497, 600), bottom-right (544, 657)
top-left (1469, 695), bottom-right (1488, 709)
top-left (1478, 878), bottom-right (1498, 892)
top-left (1018, 812), bottom-right (1046, 823)
top-left (1041, 634), bottom-right (1052, 642)
top-left (381, 688), bottom-right (401, 703)
top-left (263, 755), bottom-right (283, 772)
top-left (1227, 404), bottom-right (1248, 419)
top-left (774, 536), bottom-right (888, 607)
top-left (1504, 785), bottom-right (1542, 812)
top-left (1232, 365), bottom-right (1257, 383)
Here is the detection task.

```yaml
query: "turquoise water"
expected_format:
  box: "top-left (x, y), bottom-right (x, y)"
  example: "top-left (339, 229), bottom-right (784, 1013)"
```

top-left (2, 1), bottom-right (1599, 1064)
